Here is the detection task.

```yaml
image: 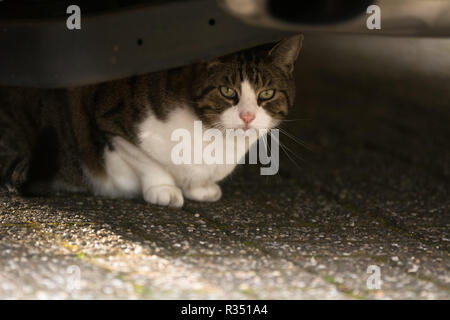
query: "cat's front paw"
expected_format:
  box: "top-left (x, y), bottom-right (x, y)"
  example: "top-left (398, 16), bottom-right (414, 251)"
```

top-left (143, 185), bottom-right (184, 207)
top-left (183, 183), bottom-right (222, 202)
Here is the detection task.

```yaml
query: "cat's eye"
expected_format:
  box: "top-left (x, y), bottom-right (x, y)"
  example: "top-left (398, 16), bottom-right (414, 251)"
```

top-left (258, 89), bottom-right (276, 101)
top-left (219, 86), bottom-right (237, 99)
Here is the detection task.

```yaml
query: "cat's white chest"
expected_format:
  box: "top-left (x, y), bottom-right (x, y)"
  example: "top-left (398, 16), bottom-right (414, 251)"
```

top-left (137, 107), bottom-right (246, 188)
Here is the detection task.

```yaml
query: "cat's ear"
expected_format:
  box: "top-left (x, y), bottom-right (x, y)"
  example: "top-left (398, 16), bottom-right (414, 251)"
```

top-left (268, 34), bottom-right (303, 73)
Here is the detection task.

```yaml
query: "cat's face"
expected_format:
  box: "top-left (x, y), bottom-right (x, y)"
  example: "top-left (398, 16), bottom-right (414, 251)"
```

top-left (192, 35), bottom-right (303, 132)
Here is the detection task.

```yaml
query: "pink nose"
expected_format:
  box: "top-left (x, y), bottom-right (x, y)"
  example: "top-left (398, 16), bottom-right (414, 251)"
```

top-left (239, 112), bottom-right (255, 125)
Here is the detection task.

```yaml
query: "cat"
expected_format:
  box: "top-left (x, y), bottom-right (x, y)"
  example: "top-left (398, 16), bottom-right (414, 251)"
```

top-left (0, 35), bottom-right (302, 207)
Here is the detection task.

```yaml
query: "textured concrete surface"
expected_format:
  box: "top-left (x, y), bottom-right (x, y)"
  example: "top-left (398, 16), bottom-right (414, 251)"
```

top-left (0, 35), bottom-right (449, 299)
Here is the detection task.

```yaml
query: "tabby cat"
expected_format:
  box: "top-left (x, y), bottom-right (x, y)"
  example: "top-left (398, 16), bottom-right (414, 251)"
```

top-left (0, 35), bottom-right (302, 207)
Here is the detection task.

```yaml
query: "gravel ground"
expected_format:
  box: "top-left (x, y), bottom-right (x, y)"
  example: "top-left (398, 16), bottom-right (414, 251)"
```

top-left (0, 36), bottom-right (449, 299)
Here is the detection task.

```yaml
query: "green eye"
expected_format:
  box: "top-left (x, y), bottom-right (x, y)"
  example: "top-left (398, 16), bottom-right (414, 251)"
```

top-left (219, 86), bottom-right (237, 99)
top-left (259, 89), bottom-right (275, 101)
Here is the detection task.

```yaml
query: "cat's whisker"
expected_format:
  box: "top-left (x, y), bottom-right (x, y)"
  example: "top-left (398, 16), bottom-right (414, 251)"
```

top-left (277, 118), bottom-right (311, 122)
top-left (263, 133), bottom-right (283, 178)
top-left (262, 132), bottom-right (271, 155)
top-left (277, 128), bottom-right (312, 152)
top-left (274, 137), bottom-right (300, 169)
top-left (261, 133), bottom-right (281, 178)
top-left (271, 133), bottom-right (305, 168)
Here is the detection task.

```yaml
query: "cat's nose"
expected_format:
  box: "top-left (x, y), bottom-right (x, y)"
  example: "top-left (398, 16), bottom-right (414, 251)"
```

top-left (239, 112), bottom-right (255, 125)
